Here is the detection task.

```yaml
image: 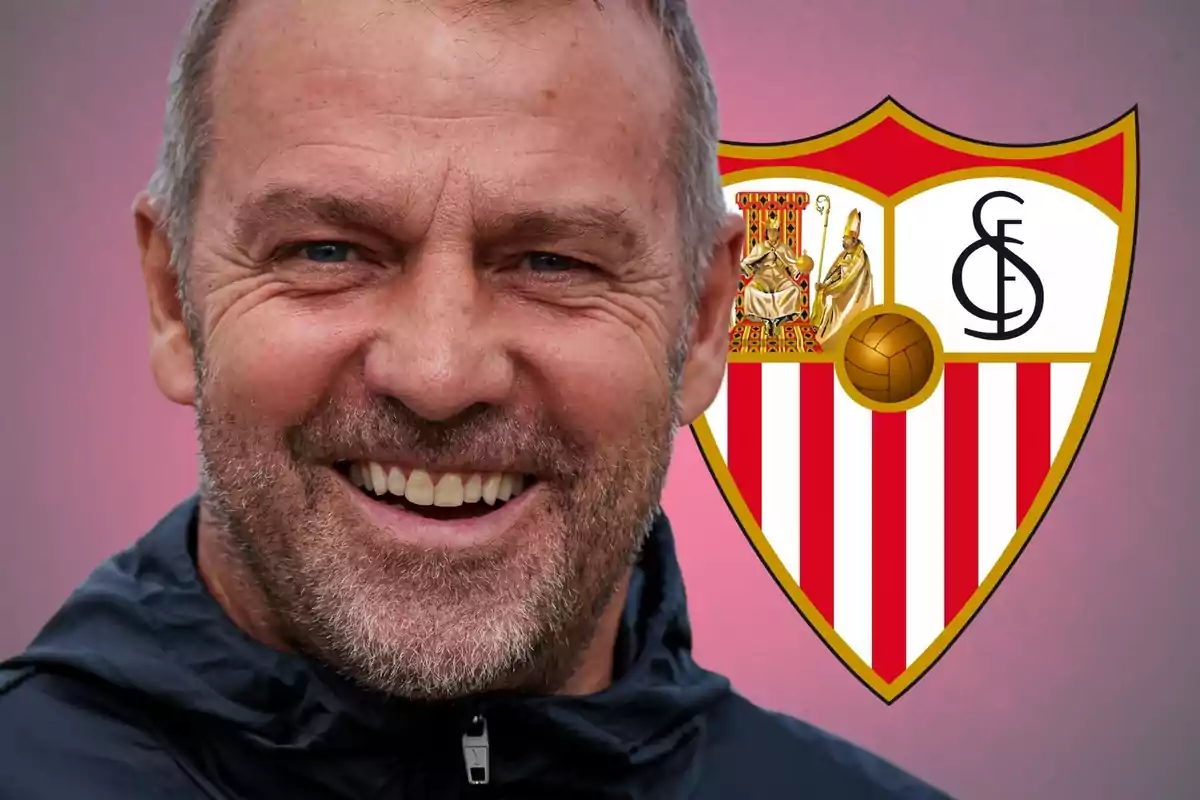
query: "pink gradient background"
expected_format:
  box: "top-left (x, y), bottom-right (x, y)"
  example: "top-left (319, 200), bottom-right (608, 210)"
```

top-left (2, 1), bottom-right (1197, 797)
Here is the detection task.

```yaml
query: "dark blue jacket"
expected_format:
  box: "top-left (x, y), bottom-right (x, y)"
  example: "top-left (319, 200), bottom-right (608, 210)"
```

top-left (0, 497), bottom-right (951, 799)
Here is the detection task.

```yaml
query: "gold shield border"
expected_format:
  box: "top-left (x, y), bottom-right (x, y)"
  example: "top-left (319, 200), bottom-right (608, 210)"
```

top-left (691, 98), bottom-right (1139, 703)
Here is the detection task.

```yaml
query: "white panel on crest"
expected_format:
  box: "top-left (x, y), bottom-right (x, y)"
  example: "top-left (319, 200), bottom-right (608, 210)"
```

top-left (893, 178), bottom-right (1118, 354)
top-left (761, 363), bottom-right (801, 583)
top-left (723, 178), bottom-right (886, 299)
top-left (977, 363), bottom-right (1017, 583)
top-left (1050, 362), bottom-right (1092, 461)
top-left (905, 380), bottom-right (946, 667)
top-left (833, 384), bottom-right (873, 665)
top-left (707, 366), bottom-right (730, 463)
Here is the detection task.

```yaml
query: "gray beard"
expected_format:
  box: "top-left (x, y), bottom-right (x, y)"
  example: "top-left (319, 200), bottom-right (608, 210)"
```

top-left (193, 378), bottom-right (679, 699)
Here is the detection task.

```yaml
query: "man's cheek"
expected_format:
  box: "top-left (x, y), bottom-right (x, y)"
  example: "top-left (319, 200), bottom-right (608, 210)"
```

top-left (538, 347), bottom-right (662, 441)
top-left (207, 314), bottom-right (364, 420)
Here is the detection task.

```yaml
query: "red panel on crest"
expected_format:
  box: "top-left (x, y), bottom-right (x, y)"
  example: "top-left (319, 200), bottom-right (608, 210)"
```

top-left (944, 363), bottom-right (980, 625)
top-left (727, 363), bottom-right (762, 526)
top-left (720, 120), bottom-right (1126, 210)
top-left (872, 411), bottom-right (907, 683)
top-left (1017, 364), bottom-right (1053, 526)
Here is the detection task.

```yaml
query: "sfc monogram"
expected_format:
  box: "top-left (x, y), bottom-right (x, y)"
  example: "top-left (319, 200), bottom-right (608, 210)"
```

top-left (693, 98), bottom-right (1138, 702)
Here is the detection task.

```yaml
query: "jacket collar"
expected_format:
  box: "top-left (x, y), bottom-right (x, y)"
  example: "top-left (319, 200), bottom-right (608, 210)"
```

top-left (13, 496), bottom-right (731, 787)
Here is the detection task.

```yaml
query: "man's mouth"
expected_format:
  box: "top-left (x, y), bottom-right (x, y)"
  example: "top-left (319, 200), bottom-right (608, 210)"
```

top-left (335, 461), bottom-right (532, 520)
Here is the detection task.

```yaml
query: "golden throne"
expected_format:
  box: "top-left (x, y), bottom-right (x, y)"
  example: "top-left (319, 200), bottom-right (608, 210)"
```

top-left (731, 191), bottom-right (822, 354)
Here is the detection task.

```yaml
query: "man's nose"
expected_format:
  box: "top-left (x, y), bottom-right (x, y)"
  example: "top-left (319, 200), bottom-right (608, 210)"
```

top-left (362, 249), bottom-right (513, 422)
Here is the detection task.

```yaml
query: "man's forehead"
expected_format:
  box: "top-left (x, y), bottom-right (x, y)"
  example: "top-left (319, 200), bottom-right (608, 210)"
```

top-left (203, 0), bottom-right (679, 218)
top-left (211, 0), bottom-right (674, 118)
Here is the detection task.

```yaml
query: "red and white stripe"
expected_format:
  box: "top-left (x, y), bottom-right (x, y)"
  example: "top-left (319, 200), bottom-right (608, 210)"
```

top-left (703, 360), bottom-right (1091, 682)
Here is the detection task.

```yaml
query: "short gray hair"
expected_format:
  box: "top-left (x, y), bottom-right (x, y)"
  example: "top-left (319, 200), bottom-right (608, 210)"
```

top-left (147, 0), bottom-right (727, 312)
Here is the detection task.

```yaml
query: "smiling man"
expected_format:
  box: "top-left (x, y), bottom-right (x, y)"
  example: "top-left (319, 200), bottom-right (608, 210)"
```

top-left (0, 1), bottom-right (949, 797)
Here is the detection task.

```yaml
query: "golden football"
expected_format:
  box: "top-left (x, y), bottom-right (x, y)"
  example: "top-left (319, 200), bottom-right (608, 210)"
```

top-left (841, 312), bottom-right (936, 404)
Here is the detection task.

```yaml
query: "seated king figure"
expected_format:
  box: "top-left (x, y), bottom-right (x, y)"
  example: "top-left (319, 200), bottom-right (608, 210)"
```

top-left (812, 208), bottom-right (874, 348)
top-left (739, 215), bottom-right (813, 337)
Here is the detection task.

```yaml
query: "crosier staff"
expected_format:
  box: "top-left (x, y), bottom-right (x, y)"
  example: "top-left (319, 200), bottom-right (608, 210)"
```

top-left (814, 194), bottom-right (831, 284)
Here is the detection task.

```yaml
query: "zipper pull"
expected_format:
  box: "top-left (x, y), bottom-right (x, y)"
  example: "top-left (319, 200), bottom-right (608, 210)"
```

top-left (461, 714), bottom-right (490, 786)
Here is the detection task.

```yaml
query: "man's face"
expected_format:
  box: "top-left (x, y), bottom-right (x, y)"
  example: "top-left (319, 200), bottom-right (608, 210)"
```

top-left (766, 226), bottom-right (779, 244)
top-left (140, 0), bottom-right (737, 699)
top-left (843, 234), bottom-right (857, 250)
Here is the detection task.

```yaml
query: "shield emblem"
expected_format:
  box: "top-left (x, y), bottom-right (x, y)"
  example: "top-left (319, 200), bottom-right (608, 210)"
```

top-left (693, 98), bottom-right (1137, 702)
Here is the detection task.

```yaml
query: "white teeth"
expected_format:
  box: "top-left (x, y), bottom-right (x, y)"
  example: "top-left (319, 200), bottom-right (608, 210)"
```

top-left (481, 474), bottom-right (502, 506)
top-left (464, 474), bottom-right (483, 503)
top-left (405, 469), bottom-right (435, 506)
top-left (369, 463), bottom-right (388, 496)
top-left (433, 474), bottom-right (465, 507)
top-left (349, 463), bottom-right (528, 508)
top-left (387, 466), bottom-right (406, 496)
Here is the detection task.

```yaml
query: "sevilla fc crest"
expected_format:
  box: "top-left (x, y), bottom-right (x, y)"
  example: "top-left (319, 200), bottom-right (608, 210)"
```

top-left (693, 99), bottom-right (1138, 702)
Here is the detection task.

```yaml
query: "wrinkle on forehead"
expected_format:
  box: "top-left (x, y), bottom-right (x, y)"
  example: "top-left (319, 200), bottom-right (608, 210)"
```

top-left (208, 4), bottom-right (676, 191)
top-left (201, 0), bottom-right (681, 241)
top-left (213, 2), bottom-right (672, 139)
top-left (214, 0), bottom-right (671, 105)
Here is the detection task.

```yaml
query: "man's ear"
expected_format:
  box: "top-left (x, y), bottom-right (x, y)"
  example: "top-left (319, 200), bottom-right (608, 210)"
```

top-left (677, 213), bottom-right (743, 425)
top-left (134, 193), bottom-right (198, 407)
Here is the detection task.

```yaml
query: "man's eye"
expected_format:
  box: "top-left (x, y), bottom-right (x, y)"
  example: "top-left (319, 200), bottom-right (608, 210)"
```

top-left (297, 242), bottom-right (358, 263)
top-left (522, 252), bottom-right (589, 274)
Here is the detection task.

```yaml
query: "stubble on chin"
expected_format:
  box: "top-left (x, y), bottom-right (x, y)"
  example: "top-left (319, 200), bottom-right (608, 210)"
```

top-left (193, 385), bottom-right (675, 700)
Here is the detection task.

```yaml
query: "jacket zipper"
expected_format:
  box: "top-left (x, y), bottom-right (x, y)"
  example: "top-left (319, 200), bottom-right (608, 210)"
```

top-left (461, 713), bottom-right (490, 786)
